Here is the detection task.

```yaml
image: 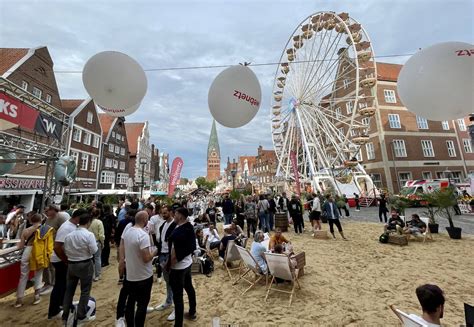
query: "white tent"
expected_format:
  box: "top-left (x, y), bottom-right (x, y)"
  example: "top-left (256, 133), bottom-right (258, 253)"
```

top-left (71, 189), bottom-right (140, 196)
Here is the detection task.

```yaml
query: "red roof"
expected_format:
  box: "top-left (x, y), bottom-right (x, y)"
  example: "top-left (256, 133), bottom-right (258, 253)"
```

top-left (0, 48), bottom-right (29, 75)
top-left (125, 122), bottom-right (145, 156)
top-left (61, 99), bottom-right (84, 115)
top-left (98, 113), bottom-right (116, 140)
top-left (377, 62), bottom-right (402, 82)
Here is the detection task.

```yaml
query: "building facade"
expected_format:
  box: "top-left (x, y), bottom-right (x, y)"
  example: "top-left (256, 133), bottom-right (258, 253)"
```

top-left (61, 99), bottom-right (102, 194)
top-left (0, 47), bottom-right (69, 211)
top-left (352, 62), bottom-right (474, 193)
top-left (125, 122), bottom-right (152, 192)
top-left (207, 120), bottom-right (221, 182)
top-left (97, 114), bottom-right (130, 190)
top-left (253, 146), bottom-right (278, 193)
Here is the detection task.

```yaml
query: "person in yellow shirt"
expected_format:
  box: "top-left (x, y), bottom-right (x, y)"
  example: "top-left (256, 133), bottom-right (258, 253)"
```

top-left (269, 228), bottom-right (289, 252)
top-left (88, 208), bottom-right (104, 282)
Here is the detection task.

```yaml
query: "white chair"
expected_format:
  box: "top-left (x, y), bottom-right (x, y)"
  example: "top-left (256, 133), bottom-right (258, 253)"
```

top-left (223, 240), bottom-right (242, 280)
top-left (232, 245), bottom-right (267, 295)
top-left (264, 252), bottom-right (301, 305)
top-left (390, 305), bottom-right (427, 327)
top-left (419, 217), bottom-right (433, 243)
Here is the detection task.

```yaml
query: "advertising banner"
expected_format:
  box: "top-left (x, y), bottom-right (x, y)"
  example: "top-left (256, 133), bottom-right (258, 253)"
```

top-left (168, 157), bottom-right (184, 196)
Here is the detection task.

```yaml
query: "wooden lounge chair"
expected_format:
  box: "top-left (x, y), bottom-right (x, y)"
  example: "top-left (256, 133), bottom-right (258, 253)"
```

top-left (223, 240), bottom-right (242, 280)
top-left (390, 305), bottom-right (427, 327)
top-left (232, 245), bottom-right (267, 295)
top-left (264, 252), bottom-right (301, 306)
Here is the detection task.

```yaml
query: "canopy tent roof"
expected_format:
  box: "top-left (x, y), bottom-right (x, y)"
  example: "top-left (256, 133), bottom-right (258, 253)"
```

top-left (70, 189), bottom-right (140, 195)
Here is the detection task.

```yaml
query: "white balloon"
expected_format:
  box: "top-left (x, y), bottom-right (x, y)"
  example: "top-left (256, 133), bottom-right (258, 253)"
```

top-left (397, 42), bottom-right (474, 121)
top-left (82, 51), bottom-right (147, 109)
top-left (208, 65), bottom-right (262, 128)
top-left (97, 102), bottom-right (141, 117)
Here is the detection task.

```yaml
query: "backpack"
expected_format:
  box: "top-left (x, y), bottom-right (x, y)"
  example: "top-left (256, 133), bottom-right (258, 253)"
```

top-left (200, 254), bottom-right (214, 275)
top-left (379, 233), bottom-right (389, 244)
top-left (29, 225), bottom-right (54, 270)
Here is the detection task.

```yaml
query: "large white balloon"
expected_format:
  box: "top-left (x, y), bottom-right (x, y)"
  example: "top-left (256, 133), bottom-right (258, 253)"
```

top-left (97, 102), bottom-right (141, 117)
top-left (82, 51), bottom-right (147, 110)
top-left (397, 42), bottom-right (473, 121)
top-left (208, 65), bottom-right (261, 128)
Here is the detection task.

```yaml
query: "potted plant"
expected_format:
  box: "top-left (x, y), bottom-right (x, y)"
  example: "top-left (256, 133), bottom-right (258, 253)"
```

top-left (434, 187), bottom-right (462, 239)
top-left (420, 192), bottom-right (440, 233)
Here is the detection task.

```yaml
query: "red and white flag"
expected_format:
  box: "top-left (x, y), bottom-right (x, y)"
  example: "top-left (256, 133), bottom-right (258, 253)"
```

top-left (168, 157), bottom-right (184, 196)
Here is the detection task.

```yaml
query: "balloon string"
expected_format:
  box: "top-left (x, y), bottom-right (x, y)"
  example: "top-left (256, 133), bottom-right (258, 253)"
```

top-left (5, 53), bottom-right (414, 74)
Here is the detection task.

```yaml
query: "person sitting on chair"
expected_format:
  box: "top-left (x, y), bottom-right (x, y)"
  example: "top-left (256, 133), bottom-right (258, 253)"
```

top-left (218, 226), bottom-right (236, 260)
top-left (195, 228), bottom-right (206, 256)
top-left (410, 284), bottom-right (445, 327)
top-left (384, 209), bottom-right (405, 234)
top-left (403, 214), bottom-right (426, 236)
top-left (250, 230), bottom-right (268, 274)
top-left (273, 244), bottom-right (297, 270)
top-left (205, 223), bottom-right (221, 250)
top-left (269, 228), bottom-right (289, 252)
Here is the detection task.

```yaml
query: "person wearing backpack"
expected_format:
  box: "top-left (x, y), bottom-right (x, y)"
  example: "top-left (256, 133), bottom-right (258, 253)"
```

top-left (244, 196), bottom-right (257, 238)
top-left (257, 195), bottom-right (270, 233)
top-left (15, 213), bottom-right (53, 308)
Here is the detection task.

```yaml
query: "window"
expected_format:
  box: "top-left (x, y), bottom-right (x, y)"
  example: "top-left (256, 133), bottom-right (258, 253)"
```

top-left (366, 143), bottom-right (375, 160)
top-left (446, 140), bottom-right (456, 157)
top-left (100, 171), bottom-right (115, 184)
top-left (83, 132), bottom-right (91, 146)
top-left (72, 128), bottom-right (82, 142)
top-left (112, 131), bottom-right (116, 138)
top-left (355, 150), bottom-right (363, 161)
top-left (346, 102), bottom-right (353, 114)
top-left (87, 112), bottom-right (93, 124)
top-left (71, 151), bottom-right (79, 164)
top-left (120, 161), bottom-right (126, 170)
top-left (436, 172), bottom-right (445, 179)
top-left (422, 172), bottom-right (432, 180)
top-left (343, 79), bottom-right (350, 89)
top-left (416, 116), bottom-right (428, 130)
top-left (108, 143), bottom-right (114, 152)
top-left (105, 158), bottom-right (112, 168)
top-left (21, 81), bottom-right (28, 90)
top-left (122, 135), bottom-right (125, 141)
top-left (392, 139), bottom-right (407, 157)
top-left (350, 129), bottom-right (357, 137)
top-left (117, 173), bottom-right (129, 185)
top-left (116, 133), bottom-right (121, 140)
top-left (457, 119), bottom-right (466, 131)
top-left (32, 87), bottom-right (42, 99)
top-left (80, 153), bottom-right (89, 170)
top-left (451, 171), bottom-right (462, 183)
top-left (113, 159), bottom-right (118, 169)
top-left (388, 114), bottom-right (401, 128)
top-left (362, 117), bottom-right (370, 131)
top-left (90, 156), bottom-right (98, 172)
top-left (441, 121), bottom-right (450, 130)
top-left (421, 140), bottom-right (434, 157)
top-left (371, 173), bottom-right (382, 189)
top-left (398, 172), bottom-right (412, 189)
top-left (93, 135), bottom-right (100, 148)
top-left (115, 145), bottom-right (120, 154)
top-left (335, 107), bottom-right (341, 120)
top-left (463, 139), bottom-right (472, 153)
top-left (384, 89), bottom-right (396, 103)
top-left (45, 94), bottom-right (52, 104)
top-left (120, 147), bottom-right (125, 156)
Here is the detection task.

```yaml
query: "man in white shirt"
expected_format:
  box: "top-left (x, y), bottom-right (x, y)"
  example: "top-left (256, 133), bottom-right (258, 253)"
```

top-left (409, 284), bottom-right (445, 327)
top-left (168, 207), bottom-right (197, 326)
top-left (62, 212), bottom-right (97, 325)
top-left (120, 210), bottom-right (157, 327)
top-left (47, 208), bottom-right (83, 320)
top-left (5, 204), bottom-right (25, 239)
top-left (205, 222), bottom-right (221, 250)
top-left (310, 193), bottom-right (322, 236)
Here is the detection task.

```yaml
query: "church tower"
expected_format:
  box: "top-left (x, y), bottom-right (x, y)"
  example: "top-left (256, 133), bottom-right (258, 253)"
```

top-left (206, 120), bottom-right (221, 181)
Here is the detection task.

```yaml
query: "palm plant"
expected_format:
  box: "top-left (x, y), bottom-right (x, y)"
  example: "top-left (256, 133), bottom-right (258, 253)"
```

top-left (433, 187), bottom-right (458, 229)
top-left (420, 192), bottom-right (439, 224)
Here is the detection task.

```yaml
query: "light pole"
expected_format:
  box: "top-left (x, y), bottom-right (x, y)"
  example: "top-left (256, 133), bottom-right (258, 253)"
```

top-left (231, 159), bottom-right (237, 191)
top-left (139, 157), bottom-right (147, 199)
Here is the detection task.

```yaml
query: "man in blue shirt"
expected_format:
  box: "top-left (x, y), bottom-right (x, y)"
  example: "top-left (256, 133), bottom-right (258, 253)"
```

top-left (322, 195), bottom-right (348, 240)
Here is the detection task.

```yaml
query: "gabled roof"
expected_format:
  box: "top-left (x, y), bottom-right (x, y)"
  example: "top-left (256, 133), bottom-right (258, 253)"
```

top-left (207, 120), bottom-right (220, 158)
top-left (125, 122), bottom-right (145, 156)
top-left (61, 99), bottom-right (84, 115)
top-left (377, 62), bottom-right (402, 82)
top-left (98, 113), bottom-right (116, 140)
top-left (0, 48), bottom-right (29, 75)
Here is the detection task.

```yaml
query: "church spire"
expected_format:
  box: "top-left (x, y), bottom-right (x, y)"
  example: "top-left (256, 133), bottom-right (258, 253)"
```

top-left (207, 120), bottom-right (220, 159)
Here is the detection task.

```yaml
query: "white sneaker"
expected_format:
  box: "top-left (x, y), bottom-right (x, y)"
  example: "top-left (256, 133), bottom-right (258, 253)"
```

top-left (167, 310), bottom-right (175, 321)
top-left (311, 233), bottom-right (315, 237)
top-left (146, 306), bottom-right (155, 313)
top-left (155, 302), bottom-right (172, 311)
top-left (48, 310), bottom-right (63, 320)
top-left (77, 315), bottom-right (95, 326)
top-left (115, 317), bottom-right (126, 327)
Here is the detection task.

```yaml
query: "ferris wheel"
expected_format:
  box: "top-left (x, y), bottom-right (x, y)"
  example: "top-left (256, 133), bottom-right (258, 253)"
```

top-left (271, 11), bottom-right (378, 196)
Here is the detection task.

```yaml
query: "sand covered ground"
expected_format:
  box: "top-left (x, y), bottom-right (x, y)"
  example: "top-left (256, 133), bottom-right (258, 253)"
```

top-left (1, 221), bottom-right (473, 326)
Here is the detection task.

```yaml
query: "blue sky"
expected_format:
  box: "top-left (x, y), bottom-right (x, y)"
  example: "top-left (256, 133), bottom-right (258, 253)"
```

top-left (0, 0), bottom-right (472, 178)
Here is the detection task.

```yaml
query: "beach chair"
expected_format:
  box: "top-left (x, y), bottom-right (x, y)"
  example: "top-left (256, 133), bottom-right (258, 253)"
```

top-left (264, 252), bottom-right (301, 306)
top-left (390, 305), bottom-right (427, 327)
top-left (222, 240), bottom-right (242, 280)
top-left (232, 245), bottom-right (267, 295)
top-left (420, 217), bottom-right (433, 243)
top-left (205, 240), bottom-right (218, 260)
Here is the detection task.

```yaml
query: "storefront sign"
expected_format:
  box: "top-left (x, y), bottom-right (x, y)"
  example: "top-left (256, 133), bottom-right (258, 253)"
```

top-left (0, 177), bottom-right (45, 189)
top-left (0, 92), bottom-right (62, 140)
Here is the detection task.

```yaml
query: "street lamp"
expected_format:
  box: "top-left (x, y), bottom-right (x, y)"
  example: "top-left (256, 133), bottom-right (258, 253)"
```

top-left (139, 157), bottom-right (147, 199)
top-left (231, 158), bottom-right (237, 191)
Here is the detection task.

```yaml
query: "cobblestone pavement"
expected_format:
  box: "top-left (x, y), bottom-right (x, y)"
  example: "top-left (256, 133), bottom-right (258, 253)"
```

top-left (322, 206), bottom-right (474, 235)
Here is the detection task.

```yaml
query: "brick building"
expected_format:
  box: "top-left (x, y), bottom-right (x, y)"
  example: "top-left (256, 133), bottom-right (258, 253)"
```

top-left (125, 122), bottom-right (152, 192)
top-left (253, 146), bottom-right (278, 193)
top-left (61, 99), bottom-right (102, 194)
top-left (336, 62), bottom-right (473, 193)
top-left (0, 47), bottom-right (69, 211)
top-left (206, 120), bottom-right (221, 182)
top-left (97, 114), bottom-right (130, 190)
